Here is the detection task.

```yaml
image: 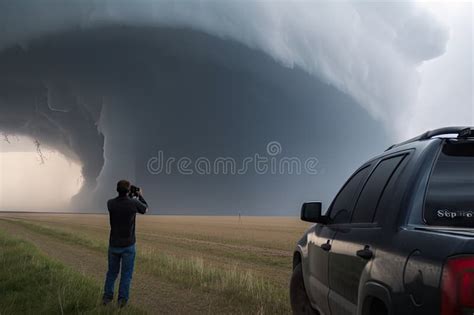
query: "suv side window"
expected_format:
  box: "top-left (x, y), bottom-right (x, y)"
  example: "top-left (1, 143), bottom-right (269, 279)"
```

top-left (351, 155), bottom-right (406, 223)
top-left (329, 165), bottom-right (371, 224)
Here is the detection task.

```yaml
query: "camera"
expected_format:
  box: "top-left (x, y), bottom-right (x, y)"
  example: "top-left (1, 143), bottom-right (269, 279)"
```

top-left (129, 185), bottom-right (141, 198)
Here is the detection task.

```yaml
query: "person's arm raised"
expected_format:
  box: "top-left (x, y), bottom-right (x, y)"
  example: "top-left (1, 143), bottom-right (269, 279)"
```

top-left (135, 190), bottom-right (148, 214)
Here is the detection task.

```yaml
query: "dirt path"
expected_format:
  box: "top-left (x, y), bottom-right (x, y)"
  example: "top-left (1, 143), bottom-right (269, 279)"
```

top-left (0, 219), bottom-right (226, 314)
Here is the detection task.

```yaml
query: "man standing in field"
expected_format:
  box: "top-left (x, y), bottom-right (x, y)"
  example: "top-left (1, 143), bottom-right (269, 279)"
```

top-left (103, 180), bottom-right (148, 307)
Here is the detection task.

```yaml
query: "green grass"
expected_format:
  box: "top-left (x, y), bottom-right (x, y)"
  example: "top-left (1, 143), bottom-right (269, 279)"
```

top-left (1, 218), bottom-right (290, 314)
top-left (140, 251), bottom-right (288, 313)
top-left (0, 229), bottom-right (144, 315)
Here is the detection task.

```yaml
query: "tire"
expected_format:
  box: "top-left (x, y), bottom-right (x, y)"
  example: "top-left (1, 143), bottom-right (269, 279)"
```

top-left (290, 263), bottom-right (318, 315)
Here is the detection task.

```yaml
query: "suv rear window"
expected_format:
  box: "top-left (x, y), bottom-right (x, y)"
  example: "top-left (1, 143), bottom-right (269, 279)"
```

top-left (424, 141), bottom-right (474, 227)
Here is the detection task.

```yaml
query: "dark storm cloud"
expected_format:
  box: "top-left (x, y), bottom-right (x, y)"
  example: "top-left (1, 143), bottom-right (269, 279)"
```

top-left (0, 1), bottom-right (451, 213)
top-left (0, 1), bottom-right (449, 126)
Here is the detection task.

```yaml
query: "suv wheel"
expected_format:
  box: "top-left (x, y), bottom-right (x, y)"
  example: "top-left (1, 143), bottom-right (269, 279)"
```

top-left (290, 263), bottom-right (318, 315)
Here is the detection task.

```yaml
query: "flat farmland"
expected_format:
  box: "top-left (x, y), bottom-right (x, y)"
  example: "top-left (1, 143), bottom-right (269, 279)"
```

top-left (0, 213), bottom-right (309, 314)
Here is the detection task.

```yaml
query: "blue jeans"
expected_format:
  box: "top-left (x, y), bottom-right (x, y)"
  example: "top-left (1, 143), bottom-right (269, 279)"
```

top-left (103, 244), bottom-right (136, 301)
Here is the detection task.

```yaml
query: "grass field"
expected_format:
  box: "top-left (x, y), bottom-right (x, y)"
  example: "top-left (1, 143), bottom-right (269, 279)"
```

top-left (0, 230), bottom-right (143, 315)
top-left (0, 213), bottom-right (309, 314)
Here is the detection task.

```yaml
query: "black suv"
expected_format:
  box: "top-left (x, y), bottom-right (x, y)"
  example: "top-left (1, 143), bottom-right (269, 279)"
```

top-left (290, 127), bottom-right (474, 315)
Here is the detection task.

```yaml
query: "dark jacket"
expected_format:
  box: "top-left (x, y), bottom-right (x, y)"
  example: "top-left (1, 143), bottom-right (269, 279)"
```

top-left (107, 195), bottom-right (148, 247)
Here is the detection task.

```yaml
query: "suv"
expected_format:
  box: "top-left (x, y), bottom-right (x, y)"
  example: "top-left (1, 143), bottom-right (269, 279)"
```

top-left (290, 127), bottom-right (474, 315)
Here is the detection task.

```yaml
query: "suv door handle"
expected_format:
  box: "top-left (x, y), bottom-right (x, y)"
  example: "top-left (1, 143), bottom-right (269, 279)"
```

top-left (356, 245), bottom-right (373, 260)
top-left (320, 240), bottom-right (331, 251)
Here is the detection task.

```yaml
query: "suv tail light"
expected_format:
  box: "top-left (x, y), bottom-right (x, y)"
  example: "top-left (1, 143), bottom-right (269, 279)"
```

top-left (441, 256), bottom-right (474, 315)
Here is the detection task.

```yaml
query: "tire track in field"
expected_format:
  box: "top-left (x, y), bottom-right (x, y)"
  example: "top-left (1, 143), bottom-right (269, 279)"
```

top-left (0, 219), bottom-right (226, 315)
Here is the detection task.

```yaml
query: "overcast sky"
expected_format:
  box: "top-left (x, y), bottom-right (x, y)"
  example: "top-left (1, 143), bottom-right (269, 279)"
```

top-left (0, 0), bottom-right (472, 214)
top-left (409, 1), bottom-right (473, 137)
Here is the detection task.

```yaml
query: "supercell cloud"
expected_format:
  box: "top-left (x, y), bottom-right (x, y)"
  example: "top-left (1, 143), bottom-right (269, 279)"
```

top-left (0, 1), bottom-right (464, 213)
top-left (0, 1), bottom-right (449, 124)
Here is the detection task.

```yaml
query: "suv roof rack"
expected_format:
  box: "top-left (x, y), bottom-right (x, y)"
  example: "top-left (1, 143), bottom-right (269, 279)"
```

top-left (386, 126), bottom-right (474, 151)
